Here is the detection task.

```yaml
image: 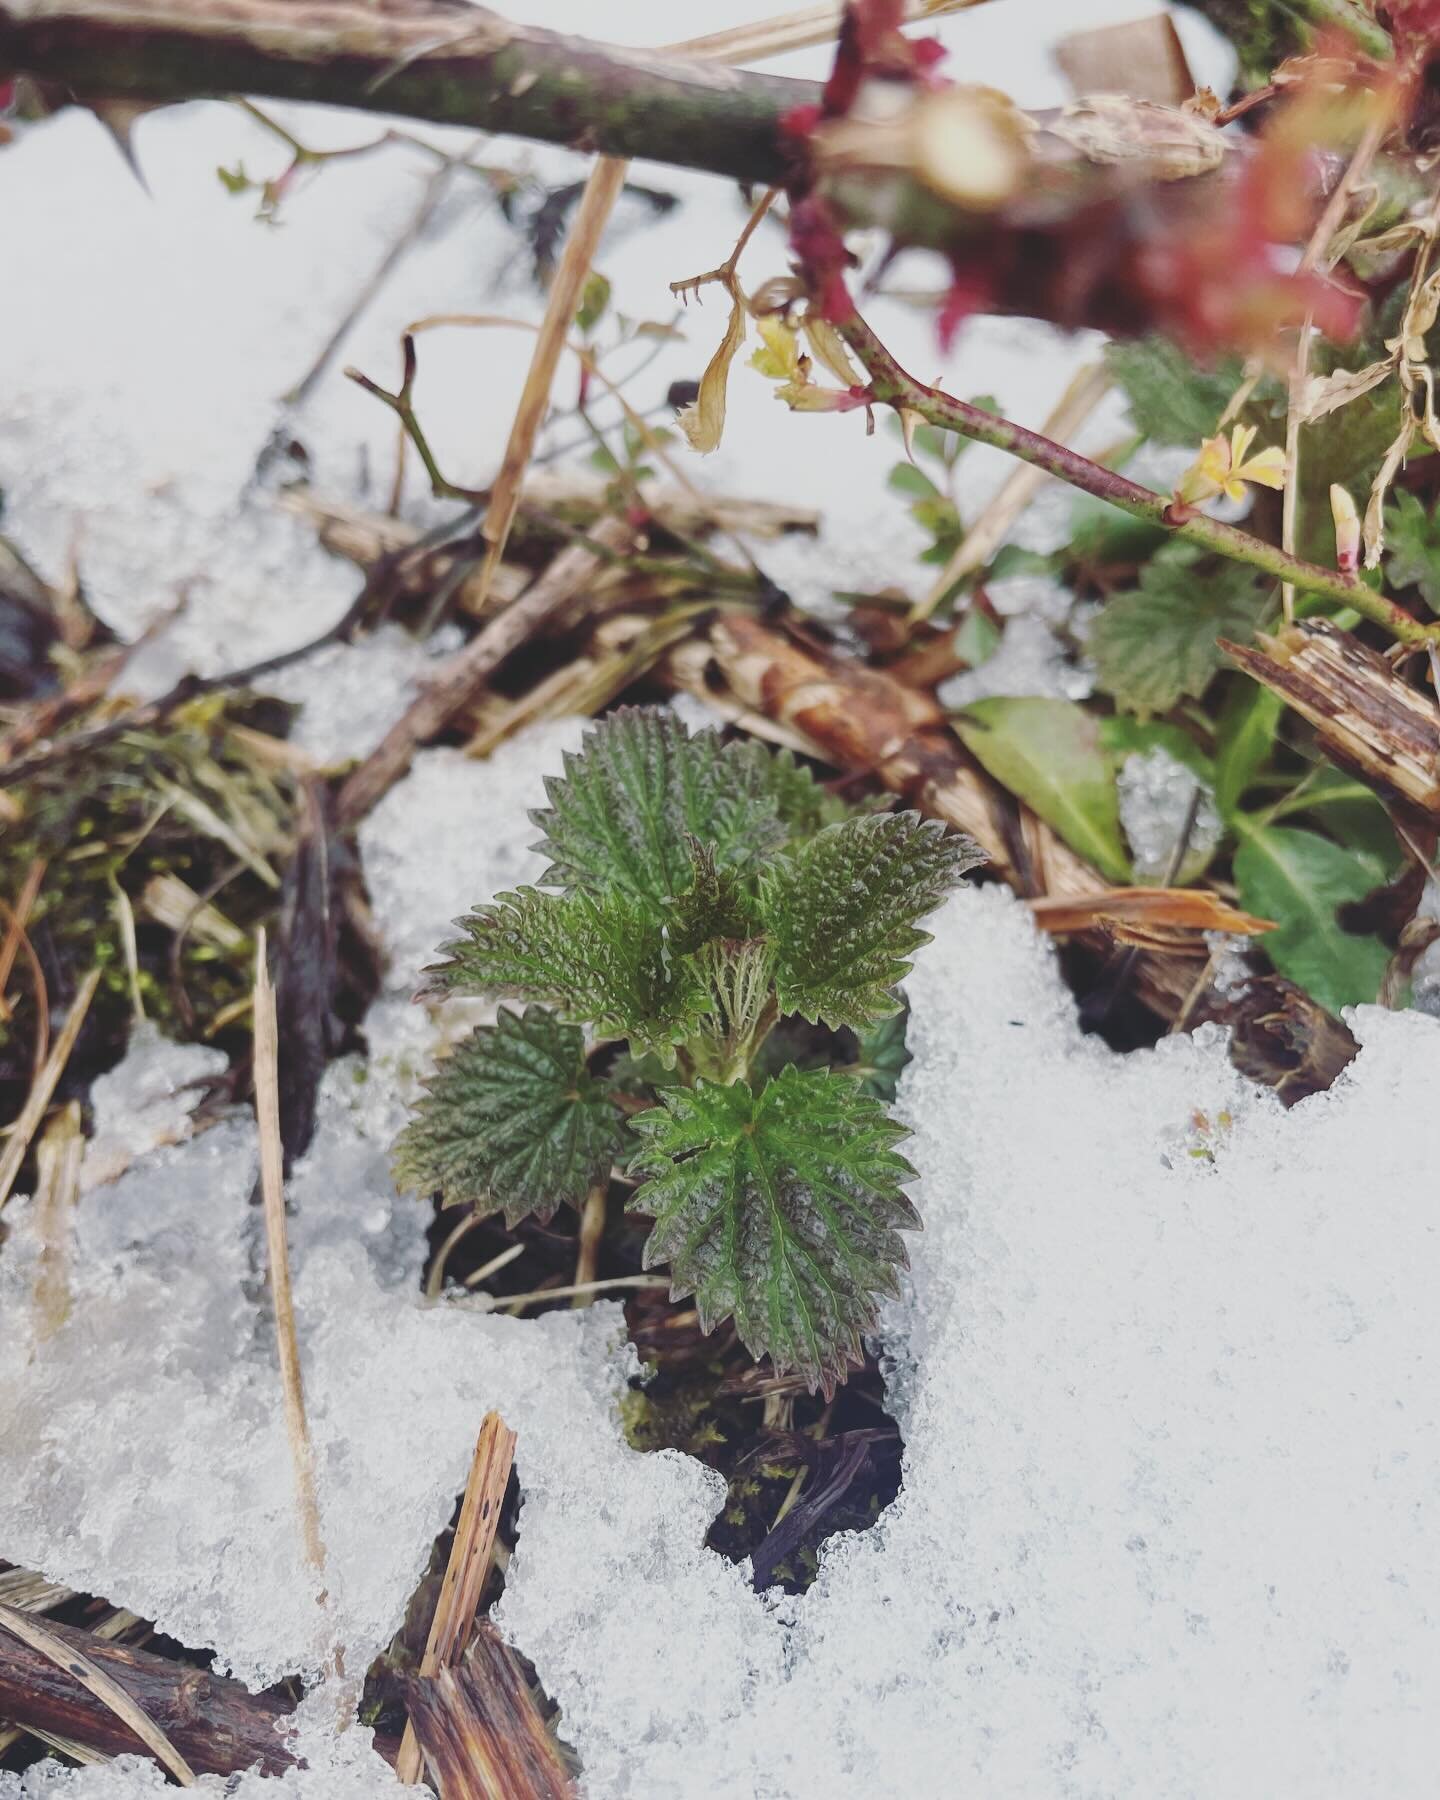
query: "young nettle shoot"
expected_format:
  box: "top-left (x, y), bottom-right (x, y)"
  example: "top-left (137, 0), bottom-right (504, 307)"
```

top-left (394, 708), bottom-right (982, 1394)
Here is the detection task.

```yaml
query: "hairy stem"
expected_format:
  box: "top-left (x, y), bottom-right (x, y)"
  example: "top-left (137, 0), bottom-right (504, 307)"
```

top-left (838, 311), bottom-right (1438, 646)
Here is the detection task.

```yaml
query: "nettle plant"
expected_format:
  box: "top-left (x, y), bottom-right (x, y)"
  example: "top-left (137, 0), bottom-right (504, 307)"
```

top-left (394, 708), bottom-right (981, 1394)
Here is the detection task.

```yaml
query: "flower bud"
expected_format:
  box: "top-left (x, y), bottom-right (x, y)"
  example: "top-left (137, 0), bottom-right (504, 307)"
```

top-left (1330, 483), bottom-right (1360, 574)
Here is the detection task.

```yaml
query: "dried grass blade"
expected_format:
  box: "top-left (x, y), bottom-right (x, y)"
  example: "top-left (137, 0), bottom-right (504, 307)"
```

top-left (31, 1101), bottom-right (84, 1341)
top-left (0, 1602), bottom-right (196, 1787)
top-left (0, 967), bottom-right (99, 1216)
top-left (0, 858), bottom-right (46, 1022)
top-left (252, 933), bottom-right (328, 1586)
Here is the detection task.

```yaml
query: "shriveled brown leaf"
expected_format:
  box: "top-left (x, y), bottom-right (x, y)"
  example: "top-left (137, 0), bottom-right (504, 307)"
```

top-left (676, 278), bottom-right (746, 454)
top-left (1030, 888), bottom-right (1276, 939)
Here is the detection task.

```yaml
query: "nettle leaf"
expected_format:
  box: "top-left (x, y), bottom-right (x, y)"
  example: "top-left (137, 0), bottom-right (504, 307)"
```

top-left (629, 1067), bottom-right (918, 1395)
top-left (424, 886), bottom-right (708, 1062)
top-left (668, 837), bottom-right (757, 956)
top-left (1384, 490), bottom-right (1440, 612)
top-left (759, 812), bottom-right (982, 1029)
top-left (953, 696), bottom-right (1130, 882)
top-left (735, 741), bottom-right (856, 839)
top-left (1104, 337), bottom-right (1244, 445)
top-left (1089, 545), bottom-right (1275, 714)
top-left (393, 1006), bottom-right (623, 1224)
top-left (1233, 823), bottom-right (1389, 1014)
top-left (530, 707), bottom-right (783, 913)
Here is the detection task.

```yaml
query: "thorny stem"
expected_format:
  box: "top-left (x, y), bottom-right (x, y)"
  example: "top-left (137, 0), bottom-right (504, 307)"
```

top-left (838, 310), bottom-right (1440, 646)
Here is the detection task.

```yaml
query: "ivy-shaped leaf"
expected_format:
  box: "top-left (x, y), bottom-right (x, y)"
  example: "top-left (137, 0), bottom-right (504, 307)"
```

top-left (1233, 823), bottom-right (1389, 1014)
top-left (422, 886), bottom-right (709, 1063)
top-left (629, 1067), bottom-right (918, 1395)
top-left (529, 707), bottom-right (783, 913)
top-left (1384, 489), bottom-right (1440, 612)
top-left (953, 696), bottom-right (1131, 881)
top-left (758, 812), bottom-right (982, 1030)
top-left (1104, 337), bottom-right (1245, 445)
top-left (1089, 545), bottom-right (1275, 714)
top-left (393, 1006), bottom-right (623, 1223)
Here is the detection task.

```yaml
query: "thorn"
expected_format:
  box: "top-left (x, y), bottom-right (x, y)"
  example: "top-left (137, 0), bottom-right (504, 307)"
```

top-left (89, 100), bottom-right (158, 195)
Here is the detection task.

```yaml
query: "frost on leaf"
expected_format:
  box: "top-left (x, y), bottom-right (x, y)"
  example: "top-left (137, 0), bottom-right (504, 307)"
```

top-left (422, 885), bottom-right (709, 1063)
top-left (629, 1066), bottom-right (918, 1395)
top-left (529, 707), bottom-right (784, 915)
top-left (393, 1005), bottom-right (623, 1224)
top-left (759, 812), bottom-right (982, 1029)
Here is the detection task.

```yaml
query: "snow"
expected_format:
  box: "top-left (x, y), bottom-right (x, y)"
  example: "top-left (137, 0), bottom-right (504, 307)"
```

top-left (1116, 743), bottom-right (1224, 883)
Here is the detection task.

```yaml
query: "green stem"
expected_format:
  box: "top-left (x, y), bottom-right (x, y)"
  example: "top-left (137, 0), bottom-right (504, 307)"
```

top-left (839, 311), bottom-right (1438, 647)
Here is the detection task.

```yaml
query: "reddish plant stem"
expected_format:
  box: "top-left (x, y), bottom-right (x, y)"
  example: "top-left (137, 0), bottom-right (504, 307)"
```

top-left (838, 311), bottom-right (1437, 646)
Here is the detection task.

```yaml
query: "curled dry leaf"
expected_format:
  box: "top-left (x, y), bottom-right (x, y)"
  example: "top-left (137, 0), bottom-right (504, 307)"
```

top-left (1295, 359), bottom-right (1391, 423)
top-left (1029, 888), bottom-right (1277, 939)
top-left (1041, 96), bottom-right (1227, 180)
top-left (676, 275), bottom-right (746, 454)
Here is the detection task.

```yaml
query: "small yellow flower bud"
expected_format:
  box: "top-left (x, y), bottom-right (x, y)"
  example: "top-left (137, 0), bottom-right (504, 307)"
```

top-left (1329, 483), bottom-right (1360, 574)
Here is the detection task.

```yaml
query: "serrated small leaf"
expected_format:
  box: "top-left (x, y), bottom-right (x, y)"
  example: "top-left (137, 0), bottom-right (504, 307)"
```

top-left (759, 812), bottom-right (982, 1029)
top-left (733, 740), bottom-right (855, 839)
top-left (953, 696), bottom-right (1131, 882)
top-left (852, 1003), bottom-right (911, 1102)
top-left (1090, 547), bottom-right (1275, 714)
top-left (1384, 489), bottom-right (1440, 611)
top-left (424, 885), bottom-right (709, 1062)
top-left (1104, 336), bottom-right (1245, 444)
top-left (393, 1006), bottom-right (623, 1224)
top-left (1233, 823), bottom-right (1389, 1014)
top-left (530, 707), bottom-right (783, 913)
top-left (668, 837), bottom-right (757, 956)
top-left (629, 1066), bottom-right (918, 1395)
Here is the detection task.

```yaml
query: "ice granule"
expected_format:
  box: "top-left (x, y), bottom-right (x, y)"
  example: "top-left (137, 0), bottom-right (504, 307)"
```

top-left (80, 1022), bottom-right (228, 1192)
top-left (356, 721), bottom-right (585, 996)
top-left (940, 610), bottom-right (1095, 706)
top-left (262, 624), bottom-right (463, 768)
top-left (1116, 743), bottom-right (1224, 883)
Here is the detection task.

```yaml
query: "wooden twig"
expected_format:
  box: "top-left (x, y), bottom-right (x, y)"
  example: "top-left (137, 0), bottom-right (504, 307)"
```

top-left (335, 513), bottom-right (634, 825)
top-left (396, 1411), bottom-right (518, 1785)
top-left (0, 1604), bottom-right (196, 1787)
top-left (0, 967), bottom-right (99, 1216)
top-left (406, 1631), bottom-right (573, 1800)
top-left (571, 1185), bottom-right (607, 1306)
top-left (0, 1611), bottom-right (403, 1776)
top-left (1223, 620), bottom-right (1440, 827)
top-left (251, 933), bottom-right (329, 1595)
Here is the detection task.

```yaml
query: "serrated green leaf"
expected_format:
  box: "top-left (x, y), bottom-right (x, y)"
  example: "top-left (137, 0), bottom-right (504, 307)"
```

top-left (734, 741), bottom-right (855, 839)
top-left (759, 812), bottom-right (982, 1029)
top-left (1384, 490), bottom-right (1440, 612)
top-left (1090, 546), bottom-right (1275, 714)
top-left (953, 697), bottom-right (1130, 882)
top-left (1214, 679), bottom-right (1282, 819)
top-left (529, 706), bottom-right (784, 914)
top-left (668, 837), bottom-right (757, 956)
top-left (629, 1066), bottom-right (918, 1394)
top-left (393, 1006), bottom-right (623, 1224)
top-left (1104, 337), bottom-right (1245, 445)
top-left (1232, 822), bottom-right (1389, 1014)
top-left (852, 1004), bottom-right (911, 1102)
top-left (423, 885), bottom-right (709, 1062)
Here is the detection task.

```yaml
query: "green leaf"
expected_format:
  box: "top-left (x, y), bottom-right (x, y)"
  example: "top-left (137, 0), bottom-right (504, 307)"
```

top-left (668, 838), bottom-right (757, 957)
top-left (953, 605), bottom-right (1000, 667)
top-left (887, 461), bottom-right (940, 500)
top-left (758, 812), bottom-right (982, 1029)
top-left (575, 270), bottom-right (611, 335)
top-left (953, 697), bottom-right (1130, 882)
top-left (629, 1067), bottom-right (918, 1394)
top-left (530, 707), bottom-right (783, 914)
top-left (393, 1006), bottom-right (623, 1224)
top-left (1232, 823), bottom-right (1389, 1013)
top-left (1214, 679), bottom-right (1282, 819)
top-left (852, 1004), bottom-right (911, 1103)
top-left (1089, 545), bottom-right (1275, 714)
top-left (423, 886), bottom-right (709, 1062)
top-left (737, 742), bottom-right (855, 839)
top-left (1384, 489), bottom-right (1440, 612)
top-left (1104, 337), bottom-right (1244, 445)
top-left (1098, 716), bottom-right (1213, 782)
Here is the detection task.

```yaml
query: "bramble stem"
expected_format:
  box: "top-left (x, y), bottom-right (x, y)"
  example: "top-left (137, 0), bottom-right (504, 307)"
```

top-left (838, 311), bottom-right (1438, 646)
